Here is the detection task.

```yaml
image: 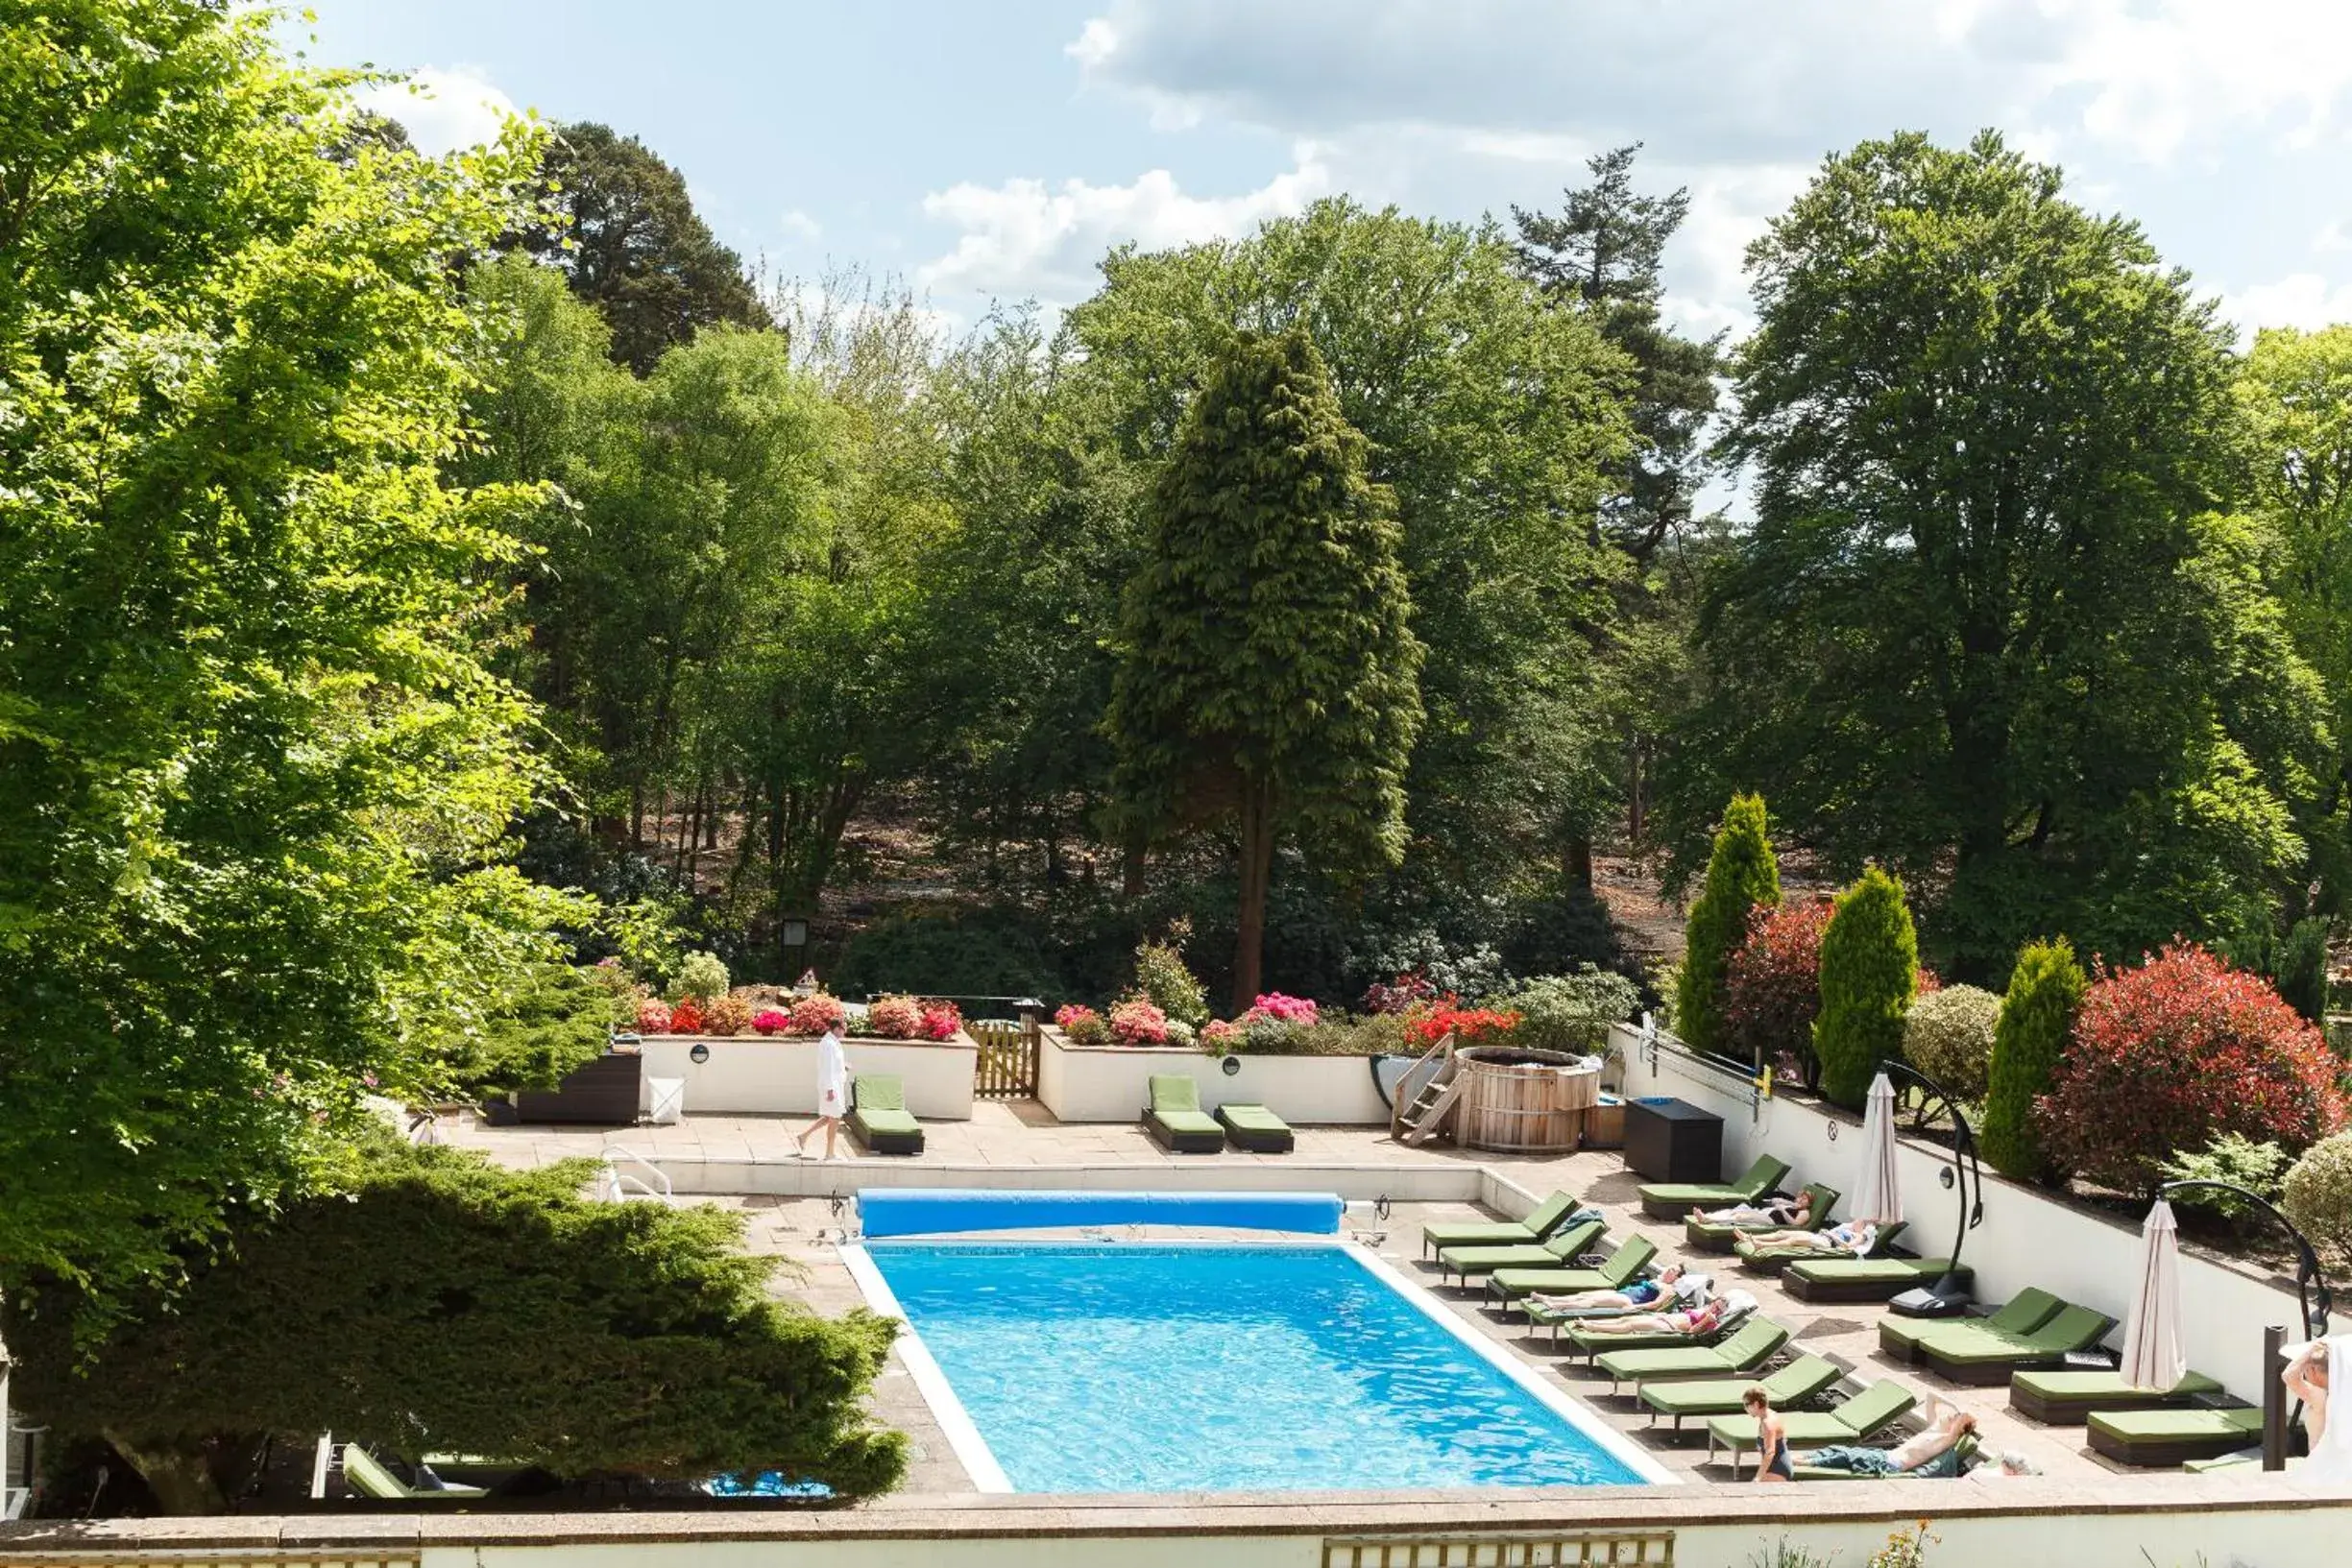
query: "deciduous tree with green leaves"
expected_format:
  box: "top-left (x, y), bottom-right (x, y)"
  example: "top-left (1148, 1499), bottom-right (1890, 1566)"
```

top-left (1813, 866), bottom-right (1921, 1108)
top-left (1981, 937), bottom-right (2089, 1181)
top-left (1104, 328), bottom-right (1423, 1009)
top-left (0, 3), bottom-right (584, 1309)
top-left (1674, 794), bottom-right (1780, 1055)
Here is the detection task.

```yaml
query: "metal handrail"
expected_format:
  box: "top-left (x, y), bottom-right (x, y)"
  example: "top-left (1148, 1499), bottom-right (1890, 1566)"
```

top-left (598, 1145), bottom-right (673, 1205)
top-left (2158, 1179), bottom-right (2332, 1341)
top-left (1629, 1017), bottom-right (1766, 1119)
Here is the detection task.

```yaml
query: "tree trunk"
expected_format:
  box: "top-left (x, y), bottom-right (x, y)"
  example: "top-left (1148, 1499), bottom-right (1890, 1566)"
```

top-left (1626, 736), bottom-right (1646, 842)
top-left (1232, 781), bottom-right (1273, 1013)
top-left (105, 1430), bottom-right (230, 1516)
top-left (1564, 833), bottom-right (1594, 890)
top-left (1121, 832), bottom-right (1146, 900)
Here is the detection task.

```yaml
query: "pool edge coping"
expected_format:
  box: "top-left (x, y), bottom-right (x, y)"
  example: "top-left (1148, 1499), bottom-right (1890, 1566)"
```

top-left (837, 1243), bottom-right (1015, 1494)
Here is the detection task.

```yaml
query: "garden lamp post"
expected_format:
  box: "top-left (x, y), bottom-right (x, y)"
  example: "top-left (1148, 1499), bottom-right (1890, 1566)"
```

top-left (1873, 1059), bottom-right (1986, 1318)
top-left (2156, 1179), bottom-right (2332, 1472)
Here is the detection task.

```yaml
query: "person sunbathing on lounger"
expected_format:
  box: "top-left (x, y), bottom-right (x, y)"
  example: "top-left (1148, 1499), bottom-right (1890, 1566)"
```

top-left (1801, 1399), bottom-right (1978, 1477)
top-left (1529, 1263), bottom-right (1704, 1315)
top-left (1750, 1218), bottom-right (1878, 1256)
top-left (1698, 1192), bottom-right (1819, 1228)
top-left (1565, 1293), bottom-right (1731, 1339)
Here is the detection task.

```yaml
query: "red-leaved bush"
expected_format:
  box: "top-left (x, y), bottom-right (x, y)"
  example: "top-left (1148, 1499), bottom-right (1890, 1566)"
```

top-left (865, 995), bottom-right (925, 1039)
top-left (788, 991), bottom-right (848, 1038)
top-left (1722, 900), bottom-right (1831, 1073)
top-left (2034, 943), bottom-right (2346, 1190)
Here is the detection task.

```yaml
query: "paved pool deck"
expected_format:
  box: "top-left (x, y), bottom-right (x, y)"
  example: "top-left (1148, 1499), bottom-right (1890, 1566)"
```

top-left (439, 1103), bottom-right (2193, 1495)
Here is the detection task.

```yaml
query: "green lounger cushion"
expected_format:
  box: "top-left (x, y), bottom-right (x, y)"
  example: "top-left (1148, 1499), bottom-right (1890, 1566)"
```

top-left (1422, 1191), bottom-right (1580, 1257)
top-left (1685, 1184), bottom-right (1840, 1252)
top-left (1639, 1353), bottom-right (1842, 1428)
top-left (1915, 1303), bottom-right (2115, 1369)
top-left (2088, 1407), bottom-right (2264, 1466)
top-left (849, 1074), bottom-right (924, 1153)
top-left (1736, 1219), bottom-right (1905, 1272)
top-left (1708, 1381), bottom-right (1919, 1458)
top-left (1145, 1074), bottom-right (1224, 1151)
top-left (1489, 1233), bottom-right (1655, 1301)
top-left (1785, 1256), bottom-right (1968, 1303)
top-left (1562, 1318), bottom-right (1734, 1357)
top-left (2009, 1368), bottom-right (2222, 1425)
top-left (1439, 1217), bottom-right (1606, 1281)
top-left (1638, 1154), bottom-right (1793, 1218)
top-left (342, 1446), bottom-right (487, 1501)
top-left (1880, 1286), bottom-right (2063, 1361)
top-left (1215, 1102), bottom-right (1294, 1151)
top-left (1595, 1319), bottom-right (1791, 1393)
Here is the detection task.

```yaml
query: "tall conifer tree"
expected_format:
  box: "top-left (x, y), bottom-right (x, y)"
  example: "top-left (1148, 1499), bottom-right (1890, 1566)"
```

top-left (1676, 794), bottom-right (1781, 1054)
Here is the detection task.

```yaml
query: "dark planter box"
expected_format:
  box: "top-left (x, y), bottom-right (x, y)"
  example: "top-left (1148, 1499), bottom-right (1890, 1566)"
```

top-left (1622, 1096), bottom-right (1722, 1183)
top-left (514, 1050), bottom-right (643, 1125)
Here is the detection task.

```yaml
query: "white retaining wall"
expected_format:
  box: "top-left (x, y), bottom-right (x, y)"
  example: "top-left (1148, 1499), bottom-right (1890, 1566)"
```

top-left (1036, 1032), bottom-right (1391, 1124)
top-left (636, 1034), bottom-right (978, 1121)
top-left (1611, 1021), bottom-right (2308, 1404)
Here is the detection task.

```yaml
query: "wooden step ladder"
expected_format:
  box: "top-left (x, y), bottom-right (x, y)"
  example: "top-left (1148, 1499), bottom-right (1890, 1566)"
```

top-left (1392, 1032), bottom-right (1464, 1146)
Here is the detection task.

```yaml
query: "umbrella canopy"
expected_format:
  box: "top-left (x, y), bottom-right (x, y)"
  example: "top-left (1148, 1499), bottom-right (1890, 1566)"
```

top-left (1851, 1072), bottom-right (1902, 1225)
top-left (2120, 1198), bottom-right (2187, 1390)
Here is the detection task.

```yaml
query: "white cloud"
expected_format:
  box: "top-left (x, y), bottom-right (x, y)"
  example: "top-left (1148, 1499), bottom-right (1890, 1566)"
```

top-left (781, 209), bottom-right (823, 242)
top-left (916, 149), bottom-right (1335, 304)
top-left (2219, 273), bottom-right (2352, 340)
top-left (352, 65), bottom-right (518, 157)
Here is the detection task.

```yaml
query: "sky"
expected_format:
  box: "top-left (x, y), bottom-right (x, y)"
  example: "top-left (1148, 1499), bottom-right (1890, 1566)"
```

top-left (298, 0), bottom-right (2352, 346)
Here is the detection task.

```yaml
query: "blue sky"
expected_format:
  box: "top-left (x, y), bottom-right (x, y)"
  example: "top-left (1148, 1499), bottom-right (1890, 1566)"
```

top-left (301, 1), bottom-right (2352, 342)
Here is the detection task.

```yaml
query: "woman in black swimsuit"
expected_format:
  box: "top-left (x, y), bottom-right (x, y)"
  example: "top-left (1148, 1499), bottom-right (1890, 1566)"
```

top-left (1745, 1385), bottom-right (1793, 1482)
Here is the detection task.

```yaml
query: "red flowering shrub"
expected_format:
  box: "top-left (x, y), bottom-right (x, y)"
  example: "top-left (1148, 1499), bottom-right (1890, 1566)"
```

top-left (2034, 944), bottom-right (2347, 1190)
top-left (1110, 997), bottom-right (1170, 1046)
top-left (667, 996), bottom-right (705, 1035)
top-left (1405, 1002), bottom-right (1522, 1047)
top-left (635, 998), bottom-right (673, 1034)
top-left (1361, 973), bottom-right (1438, 1015)
top-left (1722, 900), bottom-right (1831, 1075)
top-left (865, 996), bottom-right (925, 1039)
top-left (788, 991), bottom-right (848, 1038)
top-left (918, 1001), bottom-right (963, 1041)
top-left (751, 1008), bottom-right (790, 1036)
top-left (1055, 1003), bottom-right (1111, 1046)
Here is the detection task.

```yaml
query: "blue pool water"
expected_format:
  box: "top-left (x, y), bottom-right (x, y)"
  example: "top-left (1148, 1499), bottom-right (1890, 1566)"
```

top-left (863, 1242), bottom-right (1653, 1493)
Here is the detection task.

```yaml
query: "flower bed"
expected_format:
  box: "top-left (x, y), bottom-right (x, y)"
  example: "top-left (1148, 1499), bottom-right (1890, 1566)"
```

top-left (1036, 1028), bottom-right (1388, 1124)
top-left (636, 1030), bottom-right (979, 1121)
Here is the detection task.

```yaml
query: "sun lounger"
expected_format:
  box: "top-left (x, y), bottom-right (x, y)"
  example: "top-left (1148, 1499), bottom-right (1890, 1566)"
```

top-left (1421, 1190), bottom-right (1582, 1258)
top-left (847, 1074), bottom-right (924, 1155)
top-left (2088, 1406), bottom-right (2265, 1467)
top-left (1485, 1233), bottom-right (1657, 1305)
top-left (2008, 1368), bottom-right (2223, 1425)
top-left (1784, 1254), bottom-right (1970, 1303)
top-left (1595, 1318), bottom-right (1791, 1395)
top-left (341, 1446), bottom-right (487, 1501)
top-left (1638, 1353), bottom-right (1843, 1432)
top-left (1914, 1303), bottom-right (2116, 1385)
top-left (1555, 1294), bottom-right (1757, 1362)
top-left (1638, 1153), bottom-right (1793, 1219)
top-left (1706, 1381), bottom-right (1919, 1473)
top-left (1685, 1183), bottom-right (1840, 1253)
top-left (1735, 1219), bottom-right (1904, 1274)
top-left (1790, 1434), bottom-right (1981, 1482)
top-left (1437, 1217), bottom-right (1606, 1287)
top-left (1214, 1102), bottom-right (1294, 1152)
top-left (1143, 1074), bottom-right (1224, 1153)
top-left (1879, 1287), bottom-right (2064, 1363)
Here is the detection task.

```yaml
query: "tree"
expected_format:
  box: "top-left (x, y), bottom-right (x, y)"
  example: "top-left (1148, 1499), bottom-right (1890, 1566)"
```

top-left (1105, 328), bottom-right (1424, 1009)
top-left (1813, 867), bottom-right (1921, 1107)
top-left (1667, 131), bottom-right (2331, 977)
top-left (0, 4), bottom-right (581, 1310)
top-left (5, 1141), bottom-right (908, 1513)
top-left (1674, 794), bottom-right (1780, 1054)
top-left (521, 121), bottom-right (772, 374)
top-left (1981, 937), bottom-right (2088, 1181)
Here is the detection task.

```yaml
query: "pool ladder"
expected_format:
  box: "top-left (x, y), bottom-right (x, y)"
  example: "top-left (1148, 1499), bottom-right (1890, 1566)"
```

top-left (597, 1145), bottom-right (673, 1204)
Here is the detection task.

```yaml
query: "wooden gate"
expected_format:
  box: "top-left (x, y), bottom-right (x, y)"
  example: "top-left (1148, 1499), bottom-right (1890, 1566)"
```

top-left (971, 1016), bottom-right (1039, 1099)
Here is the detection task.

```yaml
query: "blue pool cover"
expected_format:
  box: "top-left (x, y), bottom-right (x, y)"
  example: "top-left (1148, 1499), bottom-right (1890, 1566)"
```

top-left (858, 1187), bottom-right (1344, 1238)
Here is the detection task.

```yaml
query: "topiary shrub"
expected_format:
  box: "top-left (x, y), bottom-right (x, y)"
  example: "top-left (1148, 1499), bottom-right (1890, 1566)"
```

top-left (673, 950), bottom-right (730, 1004)
top-left (1724, 900), bottom-right (1832, 1084)
top-left (2283, 1129), bottom-right (2352, 1267)
top-left (1675, 794), bottom-right (1781, 1056)
top-left (3, 1138), bottom-right (907, 1514)
top-left (1812, 867), bottom-right (1919, 1107)
top-left (1902, 984), bottom-right (2001, 1101)
top-left (1500, 967), bottom-right (1641, 1054)
top-left (2033, 944), bottom-right (2346, 1192)
top-left (1981, 937), bottom-right (2087, 1181)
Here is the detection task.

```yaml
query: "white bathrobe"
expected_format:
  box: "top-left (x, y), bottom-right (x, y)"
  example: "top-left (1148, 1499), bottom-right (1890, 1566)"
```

top-left (2293, 1332), bottom-right (2352, 1485)
top-left (814, 1029), bottom-right (849, 1119)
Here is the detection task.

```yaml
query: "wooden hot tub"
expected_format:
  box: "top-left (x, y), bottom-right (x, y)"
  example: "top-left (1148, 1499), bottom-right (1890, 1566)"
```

top-left (1453, 1047), bottom-right (1601, 1153)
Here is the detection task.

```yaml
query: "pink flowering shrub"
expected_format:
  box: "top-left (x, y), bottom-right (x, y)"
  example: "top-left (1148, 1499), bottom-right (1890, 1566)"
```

top-left (1110, 997), bottom-right (1170, 1046)
top-left (1249, 992), bottom-right (1320, 1027)
top-left (789, 991), bottom-right (849, 1038)
top-left (1200, 1018), bottom-right (1242, 1050)
top-left (751, 1008), bottom-right (790, 1036)
top-left (636, 998), bottom-right (673, 1034)
top-left (866, 995), bottom-right (925, 1039)
top-left (919, 1001), bottom-right (963, 1041)
top-left (1055, 1003), bottom-right (1112, 1046)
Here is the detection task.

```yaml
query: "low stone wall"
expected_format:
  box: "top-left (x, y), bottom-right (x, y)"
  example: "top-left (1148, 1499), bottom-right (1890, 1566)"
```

top-left (636, 1033), bottom-right (977, 1121)
top-left (1612, 1020), bottom-right (2309, 1405)
top-left (1037, 1031), bottom-right (1391, 1124)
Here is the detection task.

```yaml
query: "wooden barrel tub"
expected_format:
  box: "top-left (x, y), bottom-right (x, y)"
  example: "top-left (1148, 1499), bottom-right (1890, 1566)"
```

top-left (1453, 1046), bottom-right (1601, 1153)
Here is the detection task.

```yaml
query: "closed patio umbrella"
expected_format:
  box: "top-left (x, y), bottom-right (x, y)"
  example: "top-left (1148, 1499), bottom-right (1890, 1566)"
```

top-left (1852, 1071), bottom-right (1902, 1225)
top-left (2120, 1198), bottom-right (2187, 1391)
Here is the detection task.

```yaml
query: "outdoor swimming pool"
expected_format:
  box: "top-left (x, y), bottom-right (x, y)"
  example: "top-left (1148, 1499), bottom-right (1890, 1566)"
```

top-left (850, 1241), bottom-right (1667, 1493)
